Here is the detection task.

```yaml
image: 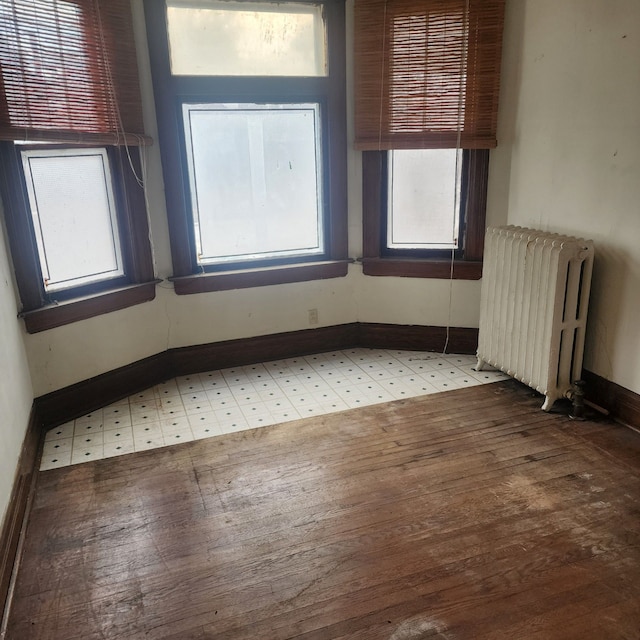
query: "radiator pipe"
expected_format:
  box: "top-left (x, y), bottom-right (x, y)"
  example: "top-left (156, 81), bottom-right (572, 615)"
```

top-left (584, 398), bottom-right (610, 416)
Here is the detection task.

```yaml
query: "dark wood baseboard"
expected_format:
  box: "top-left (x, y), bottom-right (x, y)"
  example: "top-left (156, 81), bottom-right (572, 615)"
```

top-left (33, 324), bottom-right (640, 435)
top-left (35, 352), bottom-right (170, 430)
top-left (170, 324), bottom-right (359, 377)
top-left (583, 369), bottom-right (640, 430)
top-left (358, 323), bottom-right (479, 354)
top-left (35, 322), bottom-right (478, 429)
top-left (0, 405), bottom-right (42, 625)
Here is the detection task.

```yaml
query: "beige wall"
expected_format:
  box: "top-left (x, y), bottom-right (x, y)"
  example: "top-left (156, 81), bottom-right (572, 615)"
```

top-left (491, 0), bottom-right (640, 395)
top-left (0, 205), bottom-right (34, 527)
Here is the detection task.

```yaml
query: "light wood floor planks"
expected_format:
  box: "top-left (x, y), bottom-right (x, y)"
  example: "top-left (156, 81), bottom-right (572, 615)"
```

top-left (5, 380), bottom-right (640, 639)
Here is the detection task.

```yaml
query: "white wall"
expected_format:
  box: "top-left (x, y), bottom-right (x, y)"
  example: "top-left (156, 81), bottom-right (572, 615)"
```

top-left (0, 208), bottom-right (34, 528)
top-left (490, 0), bottom-right (640, 395)
top-left (21, 0), bottom-right (490, 397)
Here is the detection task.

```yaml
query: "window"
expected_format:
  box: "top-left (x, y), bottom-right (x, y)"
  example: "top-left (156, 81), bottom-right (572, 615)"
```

top-left (144, 0), bottom-right (348, 294)
top-left (355, 0), bottom-right (504, 279)
top-left (166, 1), bottom-right (327, 77)
top-left (182, 102), bottom-right (324, 266)
top-left (0, 0), bottom-right (156, 333)
top-left (21, 147), bottom-right (125, 292)
top-left (387, 149), bottom-right (462, 252)
top-left (362, 148), bottom-right (489, 278)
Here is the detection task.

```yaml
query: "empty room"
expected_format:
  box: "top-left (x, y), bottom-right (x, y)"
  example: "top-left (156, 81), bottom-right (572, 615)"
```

top-left (0, 0), bottom-right (639, 638)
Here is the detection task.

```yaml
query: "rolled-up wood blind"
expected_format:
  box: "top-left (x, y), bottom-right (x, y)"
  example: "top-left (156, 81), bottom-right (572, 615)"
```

top-left (0, 0), bottom-right (150, 145)
top-left (354, 0), bottom-right (505, 150)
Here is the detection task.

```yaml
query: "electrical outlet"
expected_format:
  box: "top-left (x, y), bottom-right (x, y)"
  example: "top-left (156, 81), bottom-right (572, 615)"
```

top-left (308, 308), bottom-right (319, 325)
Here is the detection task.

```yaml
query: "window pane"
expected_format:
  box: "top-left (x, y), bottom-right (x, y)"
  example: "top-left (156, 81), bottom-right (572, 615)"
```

top-left (166, 1), bottom-right (327, 76)
top-left (21, 148), bottom-right (124, 291)
top-left (388, 149), bottom-right (461, 250)
top-left (183, 103), bottom-right (323, 265)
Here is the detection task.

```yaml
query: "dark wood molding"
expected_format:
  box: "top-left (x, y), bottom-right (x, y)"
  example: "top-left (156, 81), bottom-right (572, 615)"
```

top-left (0, 405), bottom-right (42, 623)
top-left (361, 151), bottom-right (384, 259)
top-left (361, 257), bottom-right (483, 280)
top-left (35, 322), bottom-right (479, 429)
top-left (115, 147), bottom-right (156, 284)
top-left (35, 352), bottom-right (171, 429)
top-left (171, 261), bottom-right (350, 295)
top-left (582, 369), bottom-right (640, 431)
top-left (463, 149), bottom-right (490, 261)
top-left (142, 0), bottom-right (192, 277)
top-left (21, 281), bottom-right (159, 334)
top-left (32, 324), bottom-right (640, 434)
top-left (358, 323), bottom-right (479, 354)
top-left (0, 142), bottom-right (44, 311)
top-left (170, 324), bottom-right (359, 377)
top-left (325, 0), bottom-right (349, 261)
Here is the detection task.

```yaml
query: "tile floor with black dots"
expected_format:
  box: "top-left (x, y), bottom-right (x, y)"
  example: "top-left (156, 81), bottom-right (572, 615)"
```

top-left (40, 348), bottom-right (509, 470)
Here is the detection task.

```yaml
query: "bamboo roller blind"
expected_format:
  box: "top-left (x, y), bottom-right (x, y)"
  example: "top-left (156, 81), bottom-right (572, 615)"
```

top-left (354, 0), bottom-right (505, 150)
top-left (0, 0), bottom-right (150, 145)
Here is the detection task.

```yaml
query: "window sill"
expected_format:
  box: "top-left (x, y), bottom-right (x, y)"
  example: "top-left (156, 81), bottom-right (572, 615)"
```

top-left (170, 260), bottom-right (351, 295)
top-left (20, 281), bottom-right (160, 334)
top-left (361, 258), bottom-right (482, 280)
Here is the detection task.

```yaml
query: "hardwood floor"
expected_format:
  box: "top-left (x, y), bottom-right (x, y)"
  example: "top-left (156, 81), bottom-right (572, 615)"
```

top-left (5, 381), bottom-right (640, 639)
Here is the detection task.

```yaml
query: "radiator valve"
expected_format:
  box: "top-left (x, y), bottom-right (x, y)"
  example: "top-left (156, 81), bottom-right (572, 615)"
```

top-left (569, 379), bottom-right (586, 420)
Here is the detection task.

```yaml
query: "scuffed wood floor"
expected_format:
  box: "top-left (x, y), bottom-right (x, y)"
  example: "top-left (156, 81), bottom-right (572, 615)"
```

top-left (5, 380), bottom-right (640, 639)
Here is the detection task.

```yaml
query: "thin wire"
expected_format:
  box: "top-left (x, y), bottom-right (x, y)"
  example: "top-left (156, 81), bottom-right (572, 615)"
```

top-left (94, 0), bottom-right (144, 186)
top-left (443, 0), bottom-right (470, 356)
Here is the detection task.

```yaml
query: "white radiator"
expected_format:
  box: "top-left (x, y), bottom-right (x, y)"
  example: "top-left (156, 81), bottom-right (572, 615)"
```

top-left (476, 226), bottom-right (594, 411)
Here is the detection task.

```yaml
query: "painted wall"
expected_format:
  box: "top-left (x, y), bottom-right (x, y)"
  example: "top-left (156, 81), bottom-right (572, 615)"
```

top-left (21, 0), bottom-right (494, 397)
top-left (0, 206), bottom-right (34, 528)
top-left (490, 0), bottom-right (640, 395)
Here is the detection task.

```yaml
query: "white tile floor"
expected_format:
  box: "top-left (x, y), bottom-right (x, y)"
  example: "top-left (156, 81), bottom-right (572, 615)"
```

top-left (40, 349), bottom-right (509, 471)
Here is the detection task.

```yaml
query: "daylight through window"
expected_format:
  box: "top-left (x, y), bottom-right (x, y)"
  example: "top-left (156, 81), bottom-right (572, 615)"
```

top-left (183, 103), bottom-right (324, 265)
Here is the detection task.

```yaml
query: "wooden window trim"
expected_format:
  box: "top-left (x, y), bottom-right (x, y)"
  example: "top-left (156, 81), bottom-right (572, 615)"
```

top-left (0, 0), bottom-right (157, 331)
top-left (362, 149), bottom-right (489, 280)
top-left (20, 281), bottom-right (160, 334)
top-left (170, 260), bottom-right (350, 295)
top-left (0, 143), bottom-right (157, 332)
top-left (144, 0), bottom-right (348, 294)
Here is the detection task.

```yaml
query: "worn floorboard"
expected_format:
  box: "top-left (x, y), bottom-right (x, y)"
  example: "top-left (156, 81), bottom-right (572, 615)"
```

top-left (5, 380), bottom-right (640, 639)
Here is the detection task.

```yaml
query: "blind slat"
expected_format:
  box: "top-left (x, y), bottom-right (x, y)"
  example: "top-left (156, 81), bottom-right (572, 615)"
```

top-left (354, 0), bottom-right (505, 150)
top-left (0, 0), bottom-right (149, 145)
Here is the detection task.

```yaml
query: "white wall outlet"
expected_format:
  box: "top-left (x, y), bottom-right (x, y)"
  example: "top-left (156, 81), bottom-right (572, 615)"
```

top-left (308, 308), bottom-right (319, 325)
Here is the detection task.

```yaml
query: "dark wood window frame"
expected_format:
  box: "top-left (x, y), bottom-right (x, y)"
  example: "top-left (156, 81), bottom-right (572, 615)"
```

top-left (144, 0), bottom-right (349, 295)
top-left (0, 143), bottom-right (157, 333)
top-left (362, 149), bottom-right (489, 280)
top-left (0, 0), bottom-right (157, 333)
